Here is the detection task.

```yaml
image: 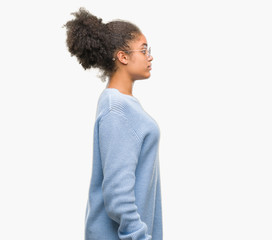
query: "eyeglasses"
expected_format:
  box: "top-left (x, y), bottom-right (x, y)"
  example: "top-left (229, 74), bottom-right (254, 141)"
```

top-left (124, 47), bottom-right (151, 58)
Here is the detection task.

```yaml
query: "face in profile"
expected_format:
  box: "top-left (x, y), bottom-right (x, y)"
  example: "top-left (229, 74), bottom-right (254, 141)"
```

top-left (125, 34), bottom-right (153, 80)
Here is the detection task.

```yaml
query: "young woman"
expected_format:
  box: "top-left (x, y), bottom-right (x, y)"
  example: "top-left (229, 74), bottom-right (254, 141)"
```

top-left (63, 7), bottom-right (163, 240)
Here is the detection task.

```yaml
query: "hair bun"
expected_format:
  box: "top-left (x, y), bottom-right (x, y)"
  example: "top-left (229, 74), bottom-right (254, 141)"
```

top-left (63, 7), bottom-right (108, 70)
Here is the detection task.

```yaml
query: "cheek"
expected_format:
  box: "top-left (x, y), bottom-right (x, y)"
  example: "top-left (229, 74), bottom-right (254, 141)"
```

top-left (138, 61), bottom-right (148, 70)
top-left (128, 57), bottom-right (148, 75)
top-left (128, 63), bottom-right (150, 79)
top-left (139, 64), bottom-right (148, 75)
top-left (130, 62), bottom-right (146, 73)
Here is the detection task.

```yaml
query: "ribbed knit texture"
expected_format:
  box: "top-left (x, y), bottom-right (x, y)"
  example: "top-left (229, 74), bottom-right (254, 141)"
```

top-left (85, 88), bottom-right (163, 240)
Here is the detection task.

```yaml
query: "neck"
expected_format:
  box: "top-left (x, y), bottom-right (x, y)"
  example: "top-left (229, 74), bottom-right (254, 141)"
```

top-left (107, 70), bottom-right (135, 96)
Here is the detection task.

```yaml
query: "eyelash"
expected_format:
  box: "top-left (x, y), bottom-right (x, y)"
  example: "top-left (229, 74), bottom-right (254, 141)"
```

top-left (141, 49), bottom-right (147, 54)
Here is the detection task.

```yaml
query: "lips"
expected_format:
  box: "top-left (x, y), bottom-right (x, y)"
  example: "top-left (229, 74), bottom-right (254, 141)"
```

top-left (148, 65), bottom-right (152, 70)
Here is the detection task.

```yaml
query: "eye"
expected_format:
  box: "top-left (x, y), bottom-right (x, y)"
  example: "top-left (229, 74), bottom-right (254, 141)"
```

top-left (141, 49), bottom-right (147, 54)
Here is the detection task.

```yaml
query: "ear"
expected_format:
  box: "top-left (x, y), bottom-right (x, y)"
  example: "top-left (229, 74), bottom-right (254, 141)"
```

top-left (116, 51), bottom-right (129, 65)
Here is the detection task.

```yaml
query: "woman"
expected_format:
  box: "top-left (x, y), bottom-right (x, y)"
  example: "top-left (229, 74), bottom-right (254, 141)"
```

top-left (63, 7), bottom-right (163, 240)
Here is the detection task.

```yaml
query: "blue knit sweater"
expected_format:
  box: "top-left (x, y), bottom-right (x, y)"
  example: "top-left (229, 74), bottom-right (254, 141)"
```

top-left (85, 88), bottom-right (163, 240)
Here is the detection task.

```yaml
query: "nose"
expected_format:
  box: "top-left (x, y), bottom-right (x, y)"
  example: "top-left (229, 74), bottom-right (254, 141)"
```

top-left (148, 55), bottom-right (153, 61)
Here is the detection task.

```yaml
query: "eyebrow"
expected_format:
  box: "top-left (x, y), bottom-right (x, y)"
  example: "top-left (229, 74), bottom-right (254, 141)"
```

top-left (140, 43), bottom-right (148, 48)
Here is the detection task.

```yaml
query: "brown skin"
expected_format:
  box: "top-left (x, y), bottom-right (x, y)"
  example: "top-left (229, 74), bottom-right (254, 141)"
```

top-left (106, 34), bottom-right (153, 97)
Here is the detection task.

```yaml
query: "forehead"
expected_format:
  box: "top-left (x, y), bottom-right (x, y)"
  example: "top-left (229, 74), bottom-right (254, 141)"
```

top-left (131, 34), bottom-right (148, 48)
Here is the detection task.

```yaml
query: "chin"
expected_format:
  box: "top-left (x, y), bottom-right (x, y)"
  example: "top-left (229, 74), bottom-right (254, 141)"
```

top-left (134, 71), bottom-right (151, 80)
top-left (144, 71), bottom-right (151, 79)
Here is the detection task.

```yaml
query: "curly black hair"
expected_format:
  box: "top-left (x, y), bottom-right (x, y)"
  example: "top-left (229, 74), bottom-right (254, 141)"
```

top-left (62, 7), bottom-right (142, 82)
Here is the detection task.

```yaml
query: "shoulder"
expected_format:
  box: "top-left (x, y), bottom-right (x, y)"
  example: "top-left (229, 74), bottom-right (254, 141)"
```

top-left (97, 89), bottom-right (139, 121)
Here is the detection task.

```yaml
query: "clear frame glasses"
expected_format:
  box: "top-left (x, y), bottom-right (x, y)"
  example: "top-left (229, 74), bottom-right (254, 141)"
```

top-left (124, 47), bottom-right (151, 58)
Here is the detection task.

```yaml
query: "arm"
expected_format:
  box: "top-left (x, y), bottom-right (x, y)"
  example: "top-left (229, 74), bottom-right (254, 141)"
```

top-left (99, 111), bottom-right (151, 240)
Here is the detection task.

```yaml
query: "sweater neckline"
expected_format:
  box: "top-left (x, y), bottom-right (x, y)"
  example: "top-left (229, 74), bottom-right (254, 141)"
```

top-left (105, 88), bottom-right (139, 102)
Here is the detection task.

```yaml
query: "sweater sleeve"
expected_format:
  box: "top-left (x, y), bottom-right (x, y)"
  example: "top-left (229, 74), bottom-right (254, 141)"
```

top-left (99, 110), bottom-right (152, 240)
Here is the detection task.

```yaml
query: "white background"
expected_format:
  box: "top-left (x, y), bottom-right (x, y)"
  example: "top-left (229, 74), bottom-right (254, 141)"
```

top-left (0, 0), bottom-right (271, 239)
